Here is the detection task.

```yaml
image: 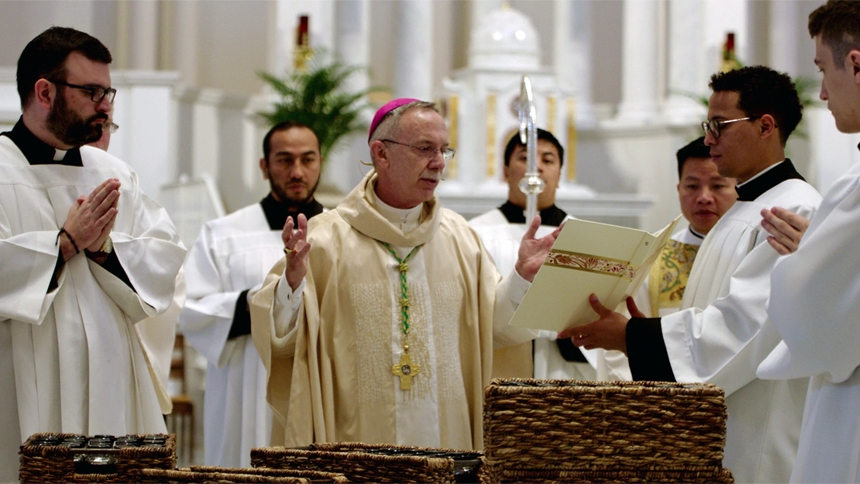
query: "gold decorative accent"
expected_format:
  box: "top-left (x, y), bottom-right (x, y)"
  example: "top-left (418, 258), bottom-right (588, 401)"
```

top-left (547, 96), bottom-right (556, 135)
top-left (486, 93), bottom-right (497, 178)
top-left (392, 352), bottom-right (420, 390)
top-left (566, 98), bottom-right (577, 181)
top-left (447, 96), bottom-right (459, 179)
top-left (545, 250), bottom-right (636, 281)
top-left (648, 240), bottom-right (700, 317)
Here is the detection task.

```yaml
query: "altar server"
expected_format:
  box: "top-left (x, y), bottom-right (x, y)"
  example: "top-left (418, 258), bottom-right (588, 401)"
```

top-left (0, 26), bottom-right (184, 481)
top-left (562, 66), bottom-right (822, 483)
top-left (181, 121), bottom-right (324, 467)
top-left (758, 1), bottom-right (860, 481)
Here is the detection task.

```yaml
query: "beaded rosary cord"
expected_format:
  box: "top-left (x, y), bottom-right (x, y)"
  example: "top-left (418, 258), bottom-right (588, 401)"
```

top-left (382, 242), bottom-right (423, 390)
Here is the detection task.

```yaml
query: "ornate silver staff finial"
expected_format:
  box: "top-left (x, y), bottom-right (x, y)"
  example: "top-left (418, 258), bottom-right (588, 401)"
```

top-left (518, 75), bottom-right (545, 225)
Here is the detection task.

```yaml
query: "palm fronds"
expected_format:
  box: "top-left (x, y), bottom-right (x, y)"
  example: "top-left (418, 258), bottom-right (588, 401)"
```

top-left (258, 56), bottom-right (386, 159)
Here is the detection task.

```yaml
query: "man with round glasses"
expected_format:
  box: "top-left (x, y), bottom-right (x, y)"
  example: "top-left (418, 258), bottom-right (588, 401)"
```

top-left (0, 27), bottom-right (184, 479)
top-left (251, 98), bottom-right (557, 450)
top-left (562, 66), bottom-right (822, 483)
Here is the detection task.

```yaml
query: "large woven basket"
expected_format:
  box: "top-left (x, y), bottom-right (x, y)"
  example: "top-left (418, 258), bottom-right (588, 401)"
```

top-left (18, 433), bottom-right (176, 483)
top-left (139, 466), bottom-right (350, 483)
top-left (252, 442), bottom-right (482, 483)
top-left (483, 379), bottom-right (728, 471)
top-left (481, 466), bottom-right (735, 483)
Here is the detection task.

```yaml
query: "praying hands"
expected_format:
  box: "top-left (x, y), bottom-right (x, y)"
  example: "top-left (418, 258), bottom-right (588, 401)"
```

top-left (60, 178), bottom-right (120, 261)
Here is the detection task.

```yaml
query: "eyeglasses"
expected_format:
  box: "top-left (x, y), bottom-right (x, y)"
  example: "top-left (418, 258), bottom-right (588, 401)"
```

top-left (51, 80), bottom-right (117, 104)
top-left (105, 122), bottom-right (119, 134)
top-left (701, 116), bottom-right (758, 139)
top-left (381, 139), bottom-right (455, 162)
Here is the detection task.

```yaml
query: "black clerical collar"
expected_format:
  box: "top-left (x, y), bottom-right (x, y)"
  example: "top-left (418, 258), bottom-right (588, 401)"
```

top-left (260, 193), bottom-right (324, 230)
top-left (0, 117), bottom-right (83, 166)
top-left (688, 227), bottom-right (705, 240)
top-left (734, 159), bottom-right (804, 202)
top-left (498, 200), bottom-right (568, 227)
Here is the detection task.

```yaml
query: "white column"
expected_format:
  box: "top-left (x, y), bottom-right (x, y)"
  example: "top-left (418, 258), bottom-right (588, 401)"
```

top-left (127, 0), bottom-right (160, 70)
top-left (393, 0), bottom-right (433, 100)
top-left (332, 0), bottom-right (372, 195)
top-left (172, 0), bottom-right (200, 85)
top-left (664, 0), bottom-right (707, 124)
top-left (615, 0), bottom-right (660, 124)
top-left (553, 0), bottom-right (596, 128)
top-left (273, 0), bottom-right (335, 76)
top-left (768, 0), bottom-right (801, 75)
top-left (336, 0), bottom-right (370, 93)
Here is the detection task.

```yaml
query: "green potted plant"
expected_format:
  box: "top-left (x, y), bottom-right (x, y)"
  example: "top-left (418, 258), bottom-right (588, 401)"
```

top-left (257, 55), bottom-right (385, 159)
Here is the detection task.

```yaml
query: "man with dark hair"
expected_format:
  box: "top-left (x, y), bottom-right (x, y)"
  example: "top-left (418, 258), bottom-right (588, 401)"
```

top-left (0, 27), bottom-right (185, 480)
top-left (562, 66), bottom-right (822, 483)
top-left (470, 128), bottom-right (590, 380)
top-left (259, 120), bottom-right (325, 217)
top-left (756, 1), bottom-right (860, 480)
top-left (493, 128), bottom-right (567, 226)
top-left (596, 137), bottom-right (737, 380)
top-left (251, 98), bottom-right (556, 450)
top-left (180, 121), bottom-right (323, 467)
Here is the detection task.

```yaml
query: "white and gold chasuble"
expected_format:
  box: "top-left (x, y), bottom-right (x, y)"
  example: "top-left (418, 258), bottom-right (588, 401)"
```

top-left (252, 171), bottom-right (534, 450)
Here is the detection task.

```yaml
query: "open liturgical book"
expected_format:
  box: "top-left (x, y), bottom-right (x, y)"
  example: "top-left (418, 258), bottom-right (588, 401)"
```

top-left (511, 216), bottom-right (681, 332)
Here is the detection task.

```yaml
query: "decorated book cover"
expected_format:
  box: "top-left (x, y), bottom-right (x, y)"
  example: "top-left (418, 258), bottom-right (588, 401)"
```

top-left (511, 216), bottom-right (680, 332)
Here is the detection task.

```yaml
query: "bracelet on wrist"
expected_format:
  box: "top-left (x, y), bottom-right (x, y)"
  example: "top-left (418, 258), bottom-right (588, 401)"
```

top-left (57, 227), bottom-right (80, 254)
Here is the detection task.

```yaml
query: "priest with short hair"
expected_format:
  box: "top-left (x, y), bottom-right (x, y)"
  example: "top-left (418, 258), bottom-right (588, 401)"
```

top-left (0, 27), bottom-right (185, 481)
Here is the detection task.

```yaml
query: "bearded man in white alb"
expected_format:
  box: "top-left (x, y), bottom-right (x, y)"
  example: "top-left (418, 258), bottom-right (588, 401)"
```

top-left (251, 98), bottom-right (557, 450)
top-left (0, 27), bottom-right (184, 481)
top-left (181, 121), bottom-right (325, 467)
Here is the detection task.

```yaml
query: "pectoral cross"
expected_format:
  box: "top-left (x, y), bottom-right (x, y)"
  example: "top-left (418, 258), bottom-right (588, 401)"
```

top-left (392, 352), bottom-right (420, 390)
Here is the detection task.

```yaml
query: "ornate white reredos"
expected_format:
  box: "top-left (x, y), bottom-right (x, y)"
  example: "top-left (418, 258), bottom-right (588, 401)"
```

top-left (468, 4), bottom-right (540, 71)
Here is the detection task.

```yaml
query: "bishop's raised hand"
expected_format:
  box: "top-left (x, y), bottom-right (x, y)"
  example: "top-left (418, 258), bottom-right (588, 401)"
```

top-left (282, 213), bottom-right (311, 291)
top-left (514, 215), bottom-right (562, 282)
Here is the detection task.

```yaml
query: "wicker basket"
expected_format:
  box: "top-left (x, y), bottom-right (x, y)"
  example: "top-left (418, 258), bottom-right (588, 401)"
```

top-left (483, 379), bottom-right (729, 472)
top-left (481, 465), bottom-right (734, 483)
top-left (252, 442), bottom-right (482, 484)
top-left (139, 466), bottom-right (350, 483)
top-left (18, 433), bottom-right (176, 483)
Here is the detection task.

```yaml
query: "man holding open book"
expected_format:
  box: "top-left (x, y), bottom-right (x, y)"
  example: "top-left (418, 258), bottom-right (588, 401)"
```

top-left (561, 66), bottom-right (822, 483)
